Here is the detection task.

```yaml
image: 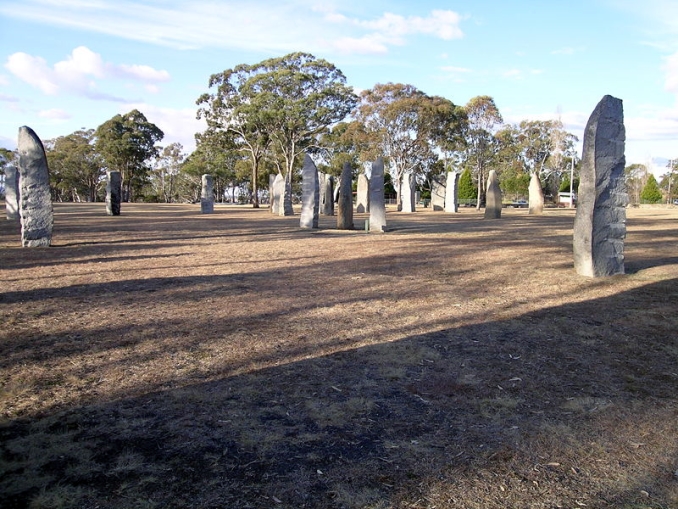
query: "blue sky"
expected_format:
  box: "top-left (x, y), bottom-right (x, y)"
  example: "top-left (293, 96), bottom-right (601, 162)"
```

top-left (1, 0), bottom-right (677, 175)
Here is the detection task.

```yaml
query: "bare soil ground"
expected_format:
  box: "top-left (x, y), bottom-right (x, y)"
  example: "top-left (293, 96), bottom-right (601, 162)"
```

top-left (0, 202), bottom-right (677, 509)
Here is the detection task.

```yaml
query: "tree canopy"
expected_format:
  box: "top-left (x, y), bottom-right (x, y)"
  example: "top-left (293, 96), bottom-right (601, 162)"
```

top-left (95, 109), bottom-right (164, 202)
top-left (197, 52), bottom-right (357, 207)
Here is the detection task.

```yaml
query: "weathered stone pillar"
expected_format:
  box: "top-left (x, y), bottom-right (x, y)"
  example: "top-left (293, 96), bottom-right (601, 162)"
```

top-left (484, 169), bottom-right (502, 219)
top-left (431, 178), bottom-right (446, 211)
top-left (106, 171), bottom-right (121, 216)
top-left (337, 162), bottom-right (353, 230)
top-left (573, 95), bottom-right (627, 277)
top-left (319, 172), bottom-right (334, 216)
top-left (528, 172), bottom-right (544, 215)
top-left (271, 173), bottom-right (284, 215)
top-left (444, 171), bottom-right (459, 213)
top-left (5, 165), bottom-right (19, 221)
top-left (18, 126), bottom-right (53, 247)
top-left (201, 174), bottom-right (214, 213)
top-left (282, 170), bottom-right (294, 216)
top-left (356, 173), bottom-right (369, 213)
top-left (401, 173), bottom-right (416, 212)
top-left (300, 154), bottom-right (319, 228)
top-left (369, 158), bottom-right (387, 232)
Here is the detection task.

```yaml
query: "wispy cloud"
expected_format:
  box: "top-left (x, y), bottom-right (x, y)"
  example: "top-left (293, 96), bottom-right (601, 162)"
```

top-left (38, 108), bottom-right (71, 120)
top-left (4, 46), bottom-right (169, 101)
top-left (0, 1), bottom-right (465, 55)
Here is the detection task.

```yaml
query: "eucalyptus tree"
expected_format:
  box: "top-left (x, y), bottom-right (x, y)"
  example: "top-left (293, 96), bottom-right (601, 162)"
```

top-left (95, 109), bottom-right (164, 202)
top-left (46, 129), bottom-right (103, 202)
top-left (197, 52), bottom-right (357, 208)
top-left (459, 95), bottom-right (503, 209)
top-left (154, 142), bottom-right (186, 202)
top-left (354, 83), bottom-right (462, 210)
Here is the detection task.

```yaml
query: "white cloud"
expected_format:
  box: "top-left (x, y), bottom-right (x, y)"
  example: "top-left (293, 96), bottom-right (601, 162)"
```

top-left (440, 66), bottom-right (472, 74)
top-left (4, 46), bottom-right (170, 100)
top-left (0, 1), bottom-right (464, 56)
top-left (5, 52), bottom-right (59, 95)
top-left (122, 103), bottom-right (206, 152)
top-left (38, 108), bottom-right (72, 120)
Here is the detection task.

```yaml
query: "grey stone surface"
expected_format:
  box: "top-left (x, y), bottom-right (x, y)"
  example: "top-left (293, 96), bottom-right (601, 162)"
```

top-left (271, 173), bottom-right (284, 215)
top-left (369, 158), bottom-right (387, 232)
top-left (484, 170), bottom-right (502, 219)
top-left (106, 171), bottom-right (121, 216)
top-left (201, 174), bottom-right (214, 214)
top-left (573, 95), bottom-right (627, 277)
top-left (431, 178), bottom-right (446, 211)
top-left (337, 162), bottom-right (353, 230)
top-left (528, 172), bottom-right (544, 215)
top-left (283, 170), bottom-right (294, 216)
top-left (319, 172), bottom-right (334, 216)
top-left (5, 165), bottom-right (19, 221)
top-left (356, 173), bottom-right (370, 213)
top-left (444, 171), bottom-right (459, 213)
top-left (300, 154), bottom-right (319, 228)
top-left (18, 126), bottom-right (53, 247)
top-left (401, 173), bottom-right (416, 212)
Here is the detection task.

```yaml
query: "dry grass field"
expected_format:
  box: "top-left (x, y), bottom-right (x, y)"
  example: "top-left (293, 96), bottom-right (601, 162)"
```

top-left (1, 202), bottom-right (677, 509)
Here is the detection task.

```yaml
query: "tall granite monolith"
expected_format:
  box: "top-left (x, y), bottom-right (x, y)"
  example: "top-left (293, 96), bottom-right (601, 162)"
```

top-left (356, 173), bottom-right (369, 213)
top-left (484, 169), bottom-right (502, 219)
top-left (18, 126), bottom-right (53, 247)
top-left (528, 172), bottom-right (544, 215)
top-left (282, 170), bottom-right (294, 216)
top-left (5, 165), bottom-right (19, 221)
top-left (444, 171), bottom-right (459, 213)
top-left (106, 171), bottom-right (121, 216)
top-left (401, 173), bottom-right (416, 212)
top-left (319, 172), bottom-right (334, 216)
top-left (271, 173), bottom-right (284, 215)
top-left (337, 162), bottom-right (353, 230)
top-left (201, 174), bottom-right (214, 213)
top-left (300, 154), bottom-right (319, 228)
top-left (573, 95), bottom-right (627, 277)
top-left (369, 158), bottom-right (387, 232)
top-left (431, 178), bottom-right (446, 211)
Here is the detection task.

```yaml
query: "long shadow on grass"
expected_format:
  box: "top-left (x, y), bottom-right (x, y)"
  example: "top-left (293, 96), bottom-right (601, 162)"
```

top-left (1, 278), bottom-right (677, 509)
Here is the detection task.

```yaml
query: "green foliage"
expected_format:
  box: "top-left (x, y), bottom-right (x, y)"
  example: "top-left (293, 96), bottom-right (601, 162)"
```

top-left (95, 109), bottom-right (164, 202)
top-left (197, 52), bottom-right (357, 207)
top-left (458, 168), bottom-right (477, 199)
top-left (559, 176), bottom-right (579, 192)
top-left (46, 129), bottom-right (103, 202)
top-left (640, 174), bottom-right (663, 203)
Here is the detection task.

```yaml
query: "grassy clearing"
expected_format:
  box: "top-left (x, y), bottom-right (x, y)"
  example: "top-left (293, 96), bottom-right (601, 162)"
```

top-left (1, 202), bottom-right (677, 508)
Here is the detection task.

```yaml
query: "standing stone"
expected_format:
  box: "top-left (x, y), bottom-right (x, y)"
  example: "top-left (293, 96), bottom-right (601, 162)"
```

top-left (444, 171), bottom-right (460, 213)
top-left (271, 173), bottom-right (284, 215)
top-left (106, 171), bottom-right (122, 216)
top-left (319, 172), bottom-right (335, 216)
top-left (18, 126), bottom-right (53, 247)
top-left (300, 154), bottom-right (319, 228)
top-left (282, 170), bottom-right (294, 216)
top-left (573, 95), bottom-right (627, 277)
top-left (269, 174), bottom-right (276, 212)
top-left (528, 172), bottom-right (544, 215)
top-left (484, 170), bottom-right (502, 219)
top-left (431, 178), bottom-right (446, 211)
top-left (401, 173), bottom-right (416, 213)
top-left (369, 158), bottom-right (387, 232)
top-left (337, 162), bottom-right (353, 230)
top-left (201, 174), bottom-right (214, 214)
top-left (5, 165), bottom-right (20, 221)
top-left (356, 173), bottom-right (370, 213)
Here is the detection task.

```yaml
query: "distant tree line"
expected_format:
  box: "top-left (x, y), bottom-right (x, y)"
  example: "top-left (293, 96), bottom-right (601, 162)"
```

top-left (1, 51), bottom-right (676, 206)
